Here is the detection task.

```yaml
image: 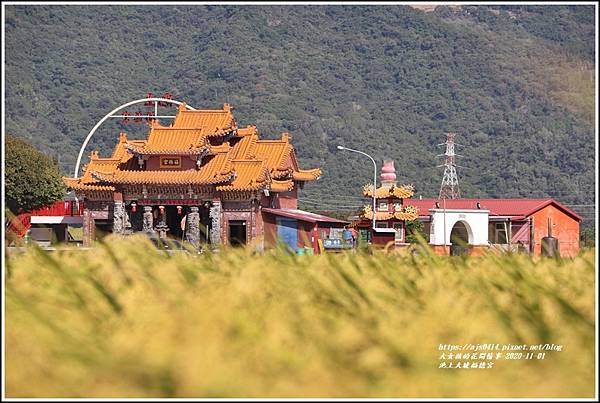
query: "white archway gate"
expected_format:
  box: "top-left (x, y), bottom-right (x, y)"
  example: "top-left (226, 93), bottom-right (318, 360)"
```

top-left (428, 208), bottom-right (490, 246)
top-left (73, 98), bottom-right (197, 178)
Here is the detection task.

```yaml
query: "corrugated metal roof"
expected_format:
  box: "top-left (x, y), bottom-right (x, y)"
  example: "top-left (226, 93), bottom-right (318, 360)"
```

top-left (262, 208), bottom-right (348, 224)
top-left (410, 198), bottom-right (582, 221)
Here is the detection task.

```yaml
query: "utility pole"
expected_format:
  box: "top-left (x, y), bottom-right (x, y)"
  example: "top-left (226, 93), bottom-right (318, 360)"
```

top-left (438, 132), bottom-right (461, 199)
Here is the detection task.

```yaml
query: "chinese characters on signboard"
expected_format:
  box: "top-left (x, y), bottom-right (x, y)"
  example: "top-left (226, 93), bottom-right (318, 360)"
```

top-left (160, 157), bottom-right (181, 168)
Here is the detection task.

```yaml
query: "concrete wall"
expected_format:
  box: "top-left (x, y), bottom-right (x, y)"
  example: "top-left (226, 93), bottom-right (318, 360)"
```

top-left (273, 188), bottom-right (298, 209)
top-left (261, 214), bottom-right (311, 249)
top-left (531, 205), bottom-right (580, 257)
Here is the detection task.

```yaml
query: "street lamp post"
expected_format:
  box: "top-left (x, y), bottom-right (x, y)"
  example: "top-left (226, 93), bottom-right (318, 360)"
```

top-left (336, 145), bottom-right (377, 231)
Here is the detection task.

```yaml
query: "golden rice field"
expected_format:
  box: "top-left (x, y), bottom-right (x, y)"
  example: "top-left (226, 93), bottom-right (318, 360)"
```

top-left (4, 235), bottom-right (596, 398)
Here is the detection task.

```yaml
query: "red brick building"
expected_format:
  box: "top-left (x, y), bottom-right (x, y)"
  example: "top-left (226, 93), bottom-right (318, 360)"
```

top-left (411, 198), bottom-right (582, 257)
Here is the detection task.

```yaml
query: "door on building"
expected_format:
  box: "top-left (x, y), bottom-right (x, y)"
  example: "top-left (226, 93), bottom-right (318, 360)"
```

top-left (450, 221), bottom-right (470, 256)
top-left (393, 222), bottom-right (404, 244)
top-left (229, 220), bottom-right (247, 246)
top-left (276, 217), bottom-right (298, 252)
top-left (166, 205), bottom-right (184, 239)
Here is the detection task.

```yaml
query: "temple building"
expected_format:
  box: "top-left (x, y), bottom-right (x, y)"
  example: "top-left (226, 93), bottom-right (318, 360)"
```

top-left (352, 160), bottom-right (420, 247)
top-left (63, 103), bottom-right (322, 248)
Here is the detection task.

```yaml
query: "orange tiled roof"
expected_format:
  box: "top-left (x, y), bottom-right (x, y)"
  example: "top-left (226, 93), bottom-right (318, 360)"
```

top-left (92, 169), bottom-right (233, 185)
top-left (216, 160), bottom-right (269, 191)
top-left (293, 168), bottom-right (322, 181)
top-left (65, 103), bottom-right (321, 194)
top-left (237, 125), bottom-right (258, 136)
top-left (362, 204), bottom-right (419, 221)
top-left (270, 179), bottom-right (295, 192)
top-left (254, 133), bottom-right (296, 178)
top-left (63, 177), bottom-right (115, 192)
top-left (230, 134), bottom-right (258, 160)
top-left (171, 102), bottom-right (236, 132)
top-left (363, 183), bottom-right (415, 199)
top-left (92, 152), bottom-right (233, 185)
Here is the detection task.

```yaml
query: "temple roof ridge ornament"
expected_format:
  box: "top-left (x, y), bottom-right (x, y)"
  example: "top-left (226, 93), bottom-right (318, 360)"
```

top-left (381, 159), bottom-right (397, 185)
top-left (361, 204), bottom-right (419, 221)
top-left (363, 183), bottom-right (415, 199)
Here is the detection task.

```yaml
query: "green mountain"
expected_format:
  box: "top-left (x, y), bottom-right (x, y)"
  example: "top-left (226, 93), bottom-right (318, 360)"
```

top-left (4, 5), bottom-right (596, 227)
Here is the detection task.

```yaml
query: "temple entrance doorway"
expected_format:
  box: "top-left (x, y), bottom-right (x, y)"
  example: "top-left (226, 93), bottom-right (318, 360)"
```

top-left (450, 220), bottom-right (471, 256)
top-left (165, 205), bottom-right (185, 239)
top-left (229, 220), bottom-right (247, 246)
top-left (124, 204), bottom-right (212, 242)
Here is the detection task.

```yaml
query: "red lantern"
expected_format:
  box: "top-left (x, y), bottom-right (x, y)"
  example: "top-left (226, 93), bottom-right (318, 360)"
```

top-left (159, 205), bottom-right (165, 214)
top-left (144, 92), bottom-right (154, 106)
top-left (134, 111), bottom-right (143, 123)
top-left (131, 202), bottom-right (137, 213)
top-left (159, 91), bottom-right (172, 107)
top-left (146, 111), bottom-right (155, 122)
top-left (177, 205), bottom-right (183, 215)
top-left (122, 111), bottom-right (131, 124)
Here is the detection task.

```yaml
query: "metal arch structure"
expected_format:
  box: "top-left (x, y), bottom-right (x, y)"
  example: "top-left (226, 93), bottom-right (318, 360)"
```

top-left (73, 98), bottom-right (197, 178)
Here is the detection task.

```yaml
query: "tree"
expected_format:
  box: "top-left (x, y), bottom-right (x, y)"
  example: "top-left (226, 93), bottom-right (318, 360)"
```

top-left (5, 135), bottom-right (65, 213)
top-left (580, 228), bottom-right (595, 249)
top-left (405, 219), bottom-right (427, 243)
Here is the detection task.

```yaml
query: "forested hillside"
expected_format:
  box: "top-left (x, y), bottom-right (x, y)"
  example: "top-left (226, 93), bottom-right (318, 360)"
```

top-left (4, 5), bottom-right (596, 226)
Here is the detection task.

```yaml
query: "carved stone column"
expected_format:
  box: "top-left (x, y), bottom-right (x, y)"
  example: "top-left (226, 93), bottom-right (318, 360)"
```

top-left (155, 207), bottom-right (169, 239)
top-left (113, 201), bottom-right (125, 234)
top-left (209, 201), bottom-right (222, 245)
top-left (185, 206), bottom-right (200, 246)
top-left (143, 206), bottom-right (155, 234)
top-left (83, 209), bottom-right (94, 247)
top-left (124, 208), bottom-right (133, 235)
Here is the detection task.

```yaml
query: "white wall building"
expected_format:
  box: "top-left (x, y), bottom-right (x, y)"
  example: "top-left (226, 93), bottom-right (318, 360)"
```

top-left (428, 208), bottom-right (490, 246)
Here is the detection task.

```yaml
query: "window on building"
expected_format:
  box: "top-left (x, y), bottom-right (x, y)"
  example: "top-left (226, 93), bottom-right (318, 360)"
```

top-left (376, 222), bottom-right (388, 228)
top-left (378, 200), bottom-right (389, 211)
top-left (495, 222), bottom-right (508, 244)
top-left (394, 202), bottom-right (402, 212)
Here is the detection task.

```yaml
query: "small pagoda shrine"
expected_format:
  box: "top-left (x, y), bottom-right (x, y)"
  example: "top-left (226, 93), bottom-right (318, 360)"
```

top-left (64, 103), bottom-right (321, 247)
top-left (353, 160), bottom-right (419, 247)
